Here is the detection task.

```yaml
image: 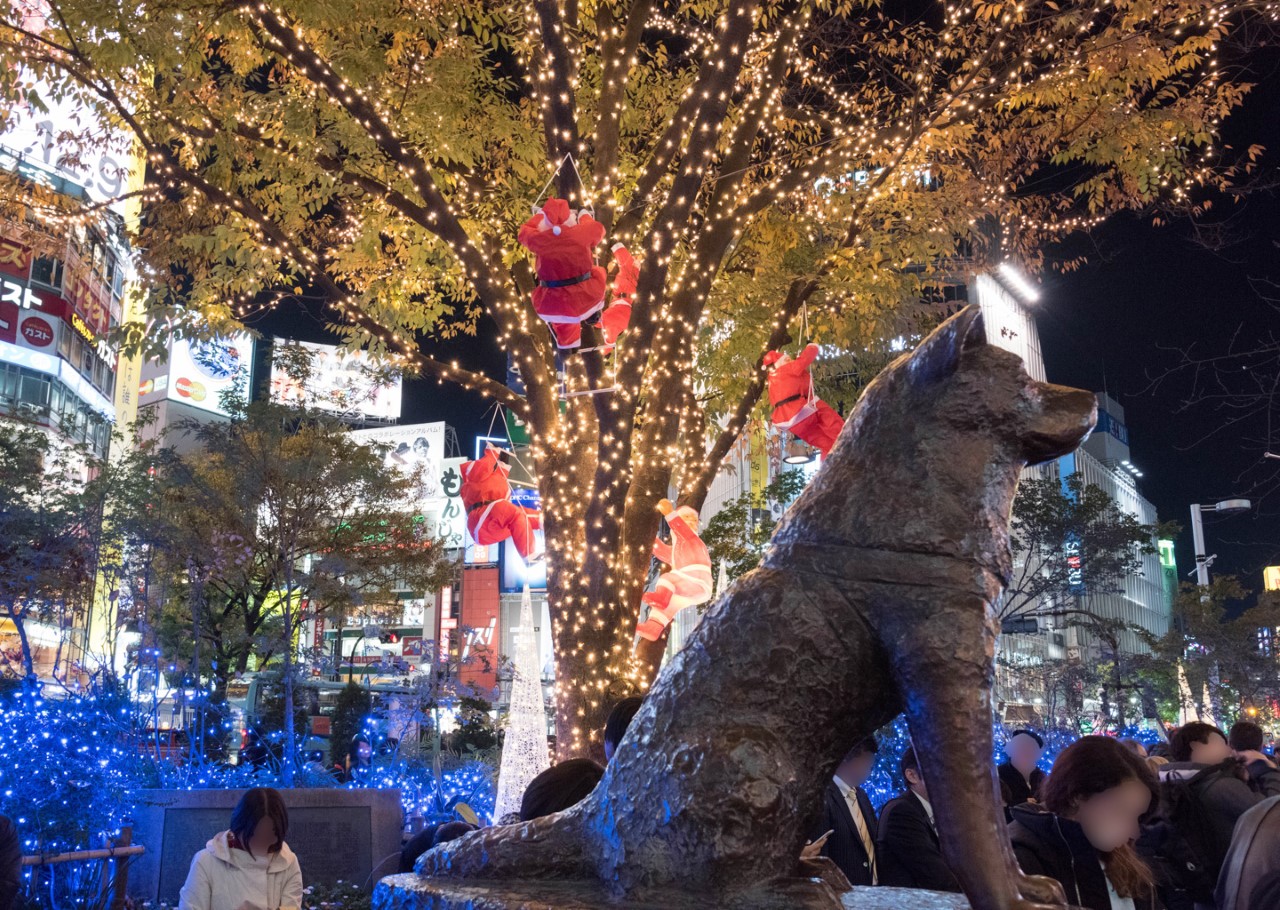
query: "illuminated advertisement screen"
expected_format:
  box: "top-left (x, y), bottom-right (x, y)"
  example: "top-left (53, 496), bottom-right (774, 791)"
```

top-left (0, 3), bottom-right (138, 214)
top-left (349, 423), bottom-right (446, 502)
top-left (499, 487), bottom-right (545, 592)
top-left (138, 333), bottom-right (254, 417)
top-left (269, 339), bottom-right (402, 420)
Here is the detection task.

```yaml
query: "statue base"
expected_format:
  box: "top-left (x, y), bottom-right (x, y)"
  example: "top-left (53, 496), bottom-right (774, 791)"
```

top-left (374, 875), bottom-right (972, 910)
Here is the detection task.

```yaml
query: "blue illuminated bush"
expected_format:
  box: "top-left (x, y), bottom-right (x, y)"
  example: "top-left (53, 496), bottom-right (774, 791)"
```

top-left (3, 688), bottom-right (496, 908)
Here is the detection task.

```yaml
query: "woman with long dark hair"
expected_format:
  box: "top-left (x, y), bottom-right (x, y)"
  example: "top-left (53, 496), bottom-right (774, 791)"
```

top-left (1009, 736), bottom-right (1162, 910)
top-left (178, 787), bottom-right (303, 910)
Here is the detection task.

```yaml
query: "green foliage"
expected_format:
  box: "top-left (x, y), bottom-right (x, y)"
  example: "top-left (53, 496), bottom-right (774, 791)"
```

top-left (330, 680), bottom-right (373, 767)
top-left (1004, 472), bottom-right (1170, 620)
top-left (701, 469), bottom-right (808, 581)
top-left (0, 422), bottom-right (97, 680)
top-left (1148, 577), bottom-right (1280, 721)
top-left (145, 398), bottom-right (457, 707)
top-left (449, 696), bottom-right (498, 755)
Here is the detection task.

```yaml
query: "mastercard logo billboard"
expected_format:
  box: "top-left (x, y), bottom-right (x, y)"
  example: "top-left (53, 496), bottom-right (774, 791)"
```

top-left (174, 376), bottom-right (208, 402)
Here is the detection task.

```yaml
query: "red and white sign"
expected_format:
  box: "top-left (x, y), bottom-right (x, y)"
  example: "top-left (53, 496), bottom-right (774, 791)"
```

top-left (20, 315), bottom-right (54, 347)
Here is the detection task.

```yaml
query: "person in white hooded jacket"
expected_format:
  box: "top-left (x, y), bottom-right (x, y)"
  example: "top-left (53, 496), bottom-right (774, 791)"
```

top-left (178, 788), bottom-right (303, 910)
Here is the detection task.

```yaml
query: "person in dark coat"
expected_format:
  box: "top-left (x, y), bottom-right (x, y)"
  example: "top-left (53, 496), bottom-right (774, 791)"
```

top-left (603, 696), bottom-right (644, 764)
top-left (520, 759), bottom-right (604, 822)
top-left (876, 744), bottom-right (961, 892)
top-left (1157, 720), bottom-right (1280, 902)
top-left (806, 735), bottom-right (879, 886)
top-left (1009, 736), bottom-right (1162, 910)
top-left (1214, 796), bottom-right (1280, 910)
top-left (398, 820), bottom-right (478, 874)
top-left (999, 729), bottom-right (1047, 807)
top-left (0, 814), bottom-right (19, 910)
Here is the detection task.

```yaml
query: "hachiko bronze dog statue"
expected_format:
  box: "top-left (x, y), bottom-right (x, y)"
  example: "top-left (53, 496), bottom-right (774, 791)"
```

top-left (390, 306), bottom-right (1099, 910)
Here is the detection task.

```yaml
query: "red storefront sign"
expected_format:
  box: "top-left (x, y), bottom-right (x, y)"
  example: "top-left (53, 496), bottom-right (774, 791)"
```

top-left (458, 566), bottom-right (501, 694)
top-left (19, 315), bottom-right (54, 347)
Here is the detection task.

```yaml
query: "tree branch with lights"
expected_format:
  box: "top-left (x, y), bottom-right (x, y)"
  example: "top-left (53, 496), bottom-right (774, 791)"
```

top-left (4, 0), bottom-right (1275, 759)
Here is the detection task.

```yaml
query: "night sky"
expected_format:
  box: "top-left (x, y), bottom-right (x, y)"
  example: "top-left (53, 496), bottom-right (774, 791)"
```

top-left (1039, 59), bottom-right (1280, 593)
top-left (252, 47), bottom-right (1280, 594)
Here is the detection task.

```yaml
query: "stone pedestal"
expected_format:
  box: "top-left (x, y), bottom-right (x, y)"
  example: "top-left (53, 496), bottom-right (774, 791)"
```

top-left (373, 876), bottom-right (972, 910)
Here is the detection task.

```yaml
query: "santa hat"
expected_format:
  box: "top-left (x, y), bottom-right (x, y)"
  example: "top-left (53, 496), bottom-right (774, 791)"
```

top-left (667, 505), bottom-right (700, 529)
top-left (762, 350), bottom-right (790, 370)
top-left (539, 198), bottom-right (576, 235)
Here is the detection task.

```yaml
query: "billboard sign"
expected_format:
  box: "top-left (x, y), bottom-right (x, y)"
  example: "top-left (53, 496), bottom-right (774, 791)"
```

top-left (1265, 566), bottom-right (1280, 593)
top-left (499, 486), bottom-right (545, 591)
top-left (137, 333), bottom-right (254, 417)
top-left (349, 423), bottom-right (446, 502)
top-left (269, 339), bottom-right (402, 420)
top-left (0, 2), bottom-right (136, 213)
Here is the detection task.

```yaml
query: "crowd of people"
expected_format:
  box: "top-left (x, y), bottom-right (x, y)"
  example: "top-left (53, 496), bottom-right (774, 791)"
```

top-left (805, 720), bottom-right (1279, 910)
top-left (395, 699), bottom-right (1280, 910)
top-left (182, 712), bottom-right (1279, 910)
top-left (0, 699), bottom-right (1273, 910)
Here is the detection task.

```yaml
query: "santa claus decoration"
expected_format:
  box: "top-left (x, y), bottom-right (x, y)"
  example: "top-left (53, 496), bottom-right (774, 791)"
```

top-left (596, 242), bottom-right (637, 352)
top-left (517, 198), bottom-right (608, 350)
top-left (763, 343), bottom-right (844, 456)
top-left (636, 499), bottom-right (713, 642)
top-left (460, 444), bottom-right (542, 560)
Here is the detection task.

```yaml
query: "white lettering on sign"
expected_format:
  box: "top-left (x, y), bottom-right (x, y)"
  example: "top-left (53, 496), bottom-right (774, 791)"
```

top-left (461, 617), bottom-right (497, 661)
top-left (0, 275), bottom-right (40, 310)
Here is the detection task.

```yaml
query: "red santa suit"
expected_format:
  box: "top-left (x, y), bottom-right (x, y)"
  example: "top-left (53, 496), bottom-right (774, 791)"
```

top-left (596, 242), bottom-right (637, 351)
top-left (636, 501), bottom-right (713, 642)
top-left (518, 198), bottom-right (608, 350)
top-left (763, 343), bottom-right (844, 456)
top-left (460, 445), bottom-right (542, 560)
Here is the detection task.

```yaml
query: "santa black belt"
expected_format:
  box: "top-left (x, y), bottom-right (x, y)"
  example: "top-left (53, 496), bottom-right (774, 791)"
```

top-left (468, 500), bottom-right (499, 514)
top-left (772, 392), bottom-right (808, 412)
top-left (538, 271), bottom-right (592, 288)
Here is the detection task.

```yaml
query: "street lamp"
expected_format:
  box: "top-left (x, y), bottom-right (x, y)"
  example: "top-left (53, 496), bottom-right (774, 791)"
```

top-left (783, 436), bottom-right (817, 465)
top-left (1189, 498), bottom-right (1252, 586)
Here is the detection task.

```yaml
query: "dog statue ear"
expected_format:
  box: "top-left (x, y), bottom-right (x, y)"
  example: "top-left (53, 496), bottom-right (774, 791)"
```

top-left (908, 305), bottom-right (986, 381)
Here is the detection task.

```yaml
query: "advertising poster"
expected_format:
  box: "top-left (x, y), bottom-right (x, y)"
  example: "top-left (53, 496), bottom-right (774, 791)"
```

top-left (137, 333), bottom-right (254, 417)
top-left (270, 339), bottom-right (402, 420)
top-left (349, 423), bottom-right (446, 502)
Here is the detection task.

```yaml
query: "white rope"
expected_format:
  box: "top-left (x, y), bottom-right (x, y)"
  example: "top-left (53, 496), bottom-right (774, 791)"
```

top-left (532, 153), bottom-right (572, 208)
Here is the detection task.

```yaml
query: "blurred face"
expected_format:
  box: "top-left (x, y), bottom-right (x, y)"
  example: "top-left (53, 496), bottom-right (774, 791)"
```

top-left (1070, 779), bottom-right (1152, 853)
top-left (357, 742), bottom-right (373, 762)
top-left (837, 750), bottom-right (876, 787)
top-left (1008, 734), bottom-right (1044, 775)
top-left (1189, 732), bottom-right (1231, 765)
top-left (248, 816), bottom-right (278, 856)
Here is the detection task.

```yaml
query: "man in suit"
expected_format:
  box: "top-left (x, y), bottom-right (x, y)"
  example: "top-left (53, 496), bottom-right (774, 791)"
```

top-left (997, 729), bottom-right (1046, 807)
top-left (876, 744), bottom-right (961, 892)
top-left (807, 735), bottom-right (880, 886)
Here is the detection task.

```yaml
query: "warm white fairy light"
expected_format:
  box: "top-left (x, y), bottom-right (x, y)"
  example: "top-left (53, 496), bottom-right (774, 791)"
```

top-left (0, 0), bottom-right (1267, 756)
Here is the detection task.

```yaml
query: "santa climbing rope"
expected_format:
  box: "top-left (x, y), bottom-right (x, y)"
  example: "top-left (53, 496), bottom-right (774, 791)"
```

top-left (636, 499), bottom-right (714, 642)
top-left (460, 443), bottom-right (543, 561)
top-left (517, 155), bottom-right (637, 353)
top-left (763, 342), bottom-right (844, 457)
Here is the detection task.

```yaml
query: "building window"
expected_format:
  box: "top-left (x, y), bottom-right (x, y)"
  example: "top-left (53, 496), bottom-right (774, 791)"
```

top-left (30, 256), bottom-right (65, 290)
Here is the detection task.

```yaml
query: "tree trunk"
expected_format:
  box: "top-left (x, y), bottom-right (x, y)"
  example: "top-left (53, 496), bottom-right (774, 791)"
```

top-left (535, 411), bottom-right (675, 761)
top-left (1207, 660), bottom-right (1225, 728)
top-left (12, 611), bottom-right (36, 688)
